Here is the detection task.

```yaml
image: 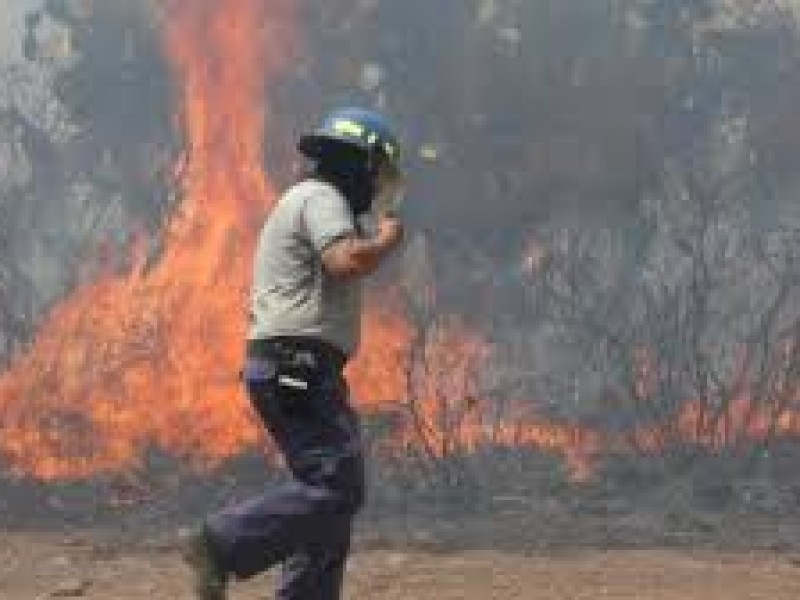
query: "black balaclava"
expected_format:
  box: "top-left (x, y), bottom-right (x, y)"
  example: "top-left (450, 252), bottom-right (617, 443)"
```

top-left (310, 145), bottom-right (377, 217)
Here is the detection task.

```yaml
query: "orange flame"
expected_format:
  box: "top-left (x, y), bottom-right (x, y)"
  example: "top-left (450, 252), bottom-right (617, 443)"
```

top-left (0, 0), bottom-right (795, 485)
top-left (0, 0), bottom-right (297, 480)
top-left (351, 310), bottom-right (603, 481)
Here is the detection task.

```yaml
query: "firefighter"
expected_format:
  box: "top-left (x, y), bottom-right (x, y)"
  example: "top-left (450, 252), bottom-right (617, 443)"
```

top-left (182, 107), bottom-right (406, 600)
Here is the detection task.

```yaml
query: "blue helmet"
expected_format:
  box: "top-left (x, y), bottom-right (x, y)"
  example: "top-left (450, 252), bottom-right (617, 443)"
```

top-left (298, 107), bottom-right (402, 173)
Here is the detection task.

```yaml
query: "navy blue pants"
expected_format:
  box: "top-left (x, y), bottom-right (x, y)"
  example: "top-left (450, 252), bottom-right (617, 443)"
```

top-left (207, 350), bottom-right (364, 600)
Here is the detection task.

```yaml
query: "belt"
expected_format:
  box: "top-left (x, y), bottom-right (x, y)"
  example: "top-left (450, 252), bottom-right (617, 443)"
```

top-left (246, 336), bottom-right (348, 374)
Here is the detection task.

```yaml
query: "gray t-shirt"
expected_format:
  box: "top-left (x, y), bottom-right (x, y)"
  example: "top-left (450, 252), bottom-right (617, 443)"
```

top-left (248, 179), bottom-right (362, 356)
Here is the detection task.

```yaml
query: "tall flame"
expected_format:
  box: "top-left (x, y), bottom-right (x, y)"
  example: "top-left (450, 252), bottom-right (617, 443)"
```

top-left (0, 0), bottom-right (297, 480)
top-left (0, 0), bottom-right (795, 485)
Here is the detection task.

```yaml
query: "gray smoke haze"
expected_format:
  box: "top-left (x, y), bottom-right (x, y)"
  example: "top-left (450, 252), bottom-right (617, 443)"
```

top-left (0, 1), bottom-right (796, 504)
top-left (0, 0), bottom-right (42, 64)
top-left (0, 0), bottom-right (171, 358)
top-left (261, 0), bottom-right (799, 250)
top-left (0, 0), bottom-right (798, 358)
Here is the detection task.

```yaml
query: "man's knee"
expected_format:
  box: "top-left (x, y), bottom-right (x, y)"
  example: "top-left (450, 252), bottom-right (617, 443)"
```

top-left (328, 453), bottom-right (365, 515)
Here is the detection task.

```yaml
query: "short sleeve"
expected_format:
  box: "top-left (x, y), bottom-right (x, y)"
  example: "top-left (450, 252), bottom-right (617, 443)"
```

top-left (302, 184), bottom-right (357, 253)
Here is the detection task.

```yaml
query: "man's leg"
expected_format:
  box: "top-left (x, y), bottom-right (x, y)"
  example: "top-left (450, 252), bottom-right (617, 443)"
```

top-left (206, 473), bottom-right (358, 580)
top-left (276, 529), bottom-right (352, 600)
top-left (205, 370), bottom-right (365, 589)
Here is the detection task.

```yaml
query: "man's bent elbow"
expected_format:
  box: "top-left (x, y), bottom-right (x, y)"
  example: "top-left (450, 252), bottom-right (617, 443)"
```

top-left (321, 238), bottom-right (383, 280)
top-left (322, 255), bottom-right (378, 280)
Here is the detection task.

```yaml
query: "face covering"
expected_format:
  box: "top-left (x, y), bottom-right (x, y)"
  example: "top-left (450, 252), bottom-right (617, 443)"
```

top-left (312, 152), bottom-right (376, 217)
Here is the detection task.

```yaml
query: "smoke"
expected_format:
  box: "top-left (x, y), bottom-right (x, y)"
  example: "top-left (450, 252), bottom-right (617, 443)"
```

top-left (0, 0), bottom-right (42, 64)
top-left (3, 0), bottom-right (796, 317)
top-left (0, 0), bottom-right (174, 360)
top-left (0, 0), bottom-right (797, 428)
top-left (266, 1), bottom-right (799, 247)
top-left (271, 0), bottom-right (648, 240)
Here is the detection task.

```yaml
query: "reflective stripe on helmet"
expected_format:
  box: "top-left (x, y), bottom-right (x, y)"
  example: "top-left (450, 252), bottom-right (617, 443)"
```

top-left (299, 107), bottom-right (403, 172)
top-left (331, 119), bottom-right (366, 139)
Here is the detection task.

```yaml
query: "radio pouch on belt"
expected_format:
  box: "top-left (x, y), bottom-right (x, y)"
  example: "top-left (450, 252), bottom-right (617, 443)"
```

top-left (244, 352), bottom-right (319, 409)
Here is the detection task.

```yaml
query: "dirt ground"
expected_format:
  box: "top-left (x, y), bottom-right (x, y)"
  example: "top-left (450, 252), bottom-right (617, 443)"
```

top-left (2, 532), bottom-right (800, 600)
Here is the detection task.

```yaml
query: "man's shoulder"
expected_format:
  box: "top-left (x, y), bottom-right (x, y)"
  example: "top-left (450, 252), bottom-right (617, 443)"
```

top-left (268, 179), bottom-right (352, 243)
top-left (282, 178), bottom-right (345, 205)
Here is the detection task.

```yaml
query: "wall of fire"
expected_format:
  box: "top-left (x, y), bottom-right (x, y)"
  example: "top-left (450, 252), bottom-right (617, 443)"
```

top-left (0, 0), bottom-right (798, 446)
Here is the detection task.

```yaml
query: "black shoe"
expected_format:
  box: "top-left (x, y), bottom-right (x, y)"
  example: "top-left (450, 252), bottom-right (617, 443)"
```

top-left (179, 525), bottom-right (229, 600)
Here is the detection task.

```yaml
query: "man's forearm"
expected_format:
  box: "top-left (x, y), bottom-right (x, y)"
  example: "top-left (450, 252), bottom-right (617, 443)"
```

top-left (331, 234), bottom-right (397, 279)
top-left (322, 215), bottom-right (404, 280)
top-left (352, 235), bottom-right (398, 275)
